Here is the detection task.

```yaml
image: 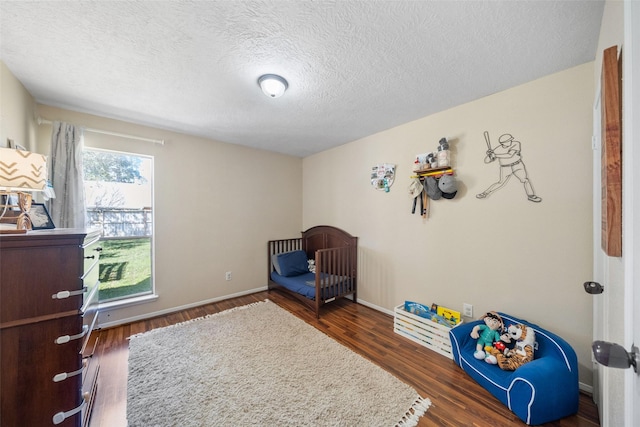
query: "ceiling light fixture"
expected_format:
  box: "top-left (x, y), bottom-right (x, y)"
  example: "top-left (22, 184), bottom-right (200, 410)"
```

top-left (258, 74), bottom-right (288, 98)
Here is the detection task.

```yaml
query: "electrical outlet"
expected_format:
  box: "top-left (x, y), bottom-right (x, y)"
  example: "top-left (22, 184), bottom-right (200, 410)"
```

top-left (463, 303), bottom-right (473, 318)
top-left (225, 271), bottom-right (232, 281)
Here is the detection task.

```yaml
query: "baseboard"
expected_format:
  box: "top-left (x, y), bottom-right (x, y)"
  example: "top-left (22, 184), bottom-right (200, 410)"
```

top-left (357, 298), bottom-right (394, 316)
top-left (579, 382), bottom-right (593, 395)
top-left (97, 288), bottom-right (390, 329)
top-left (97, 286), bottom-right (268, 329)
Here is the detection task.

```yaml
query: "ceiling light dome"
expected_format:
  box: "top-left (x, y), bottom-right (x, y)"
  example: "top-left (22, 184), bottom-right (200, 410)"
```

top-left (258, 74), bottom-right (288, 98)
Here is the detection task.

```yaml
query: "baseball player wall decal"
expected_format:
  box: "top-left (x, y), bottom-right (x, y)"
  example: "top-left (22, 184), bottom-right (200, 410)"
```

top-left (476, 131), bottom-right (542, 203)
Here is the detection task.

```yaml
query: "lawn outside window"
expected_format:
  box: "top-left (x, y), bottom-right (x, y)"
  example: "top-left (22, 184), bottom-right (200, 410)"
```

top-left (83, 148), bottom-right (154, 303)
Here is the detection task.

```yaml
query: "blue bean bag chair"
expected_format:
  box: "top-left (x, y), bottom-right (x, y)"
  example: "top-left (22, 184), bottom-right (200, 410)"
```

top-left (449, 312), bottom-right (579, 425)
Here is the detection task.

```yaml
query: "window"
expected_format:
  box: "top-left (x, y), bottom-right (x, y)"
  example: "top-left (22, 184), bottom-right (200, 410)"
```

top-left (83, 149), bottom-right (154, 302)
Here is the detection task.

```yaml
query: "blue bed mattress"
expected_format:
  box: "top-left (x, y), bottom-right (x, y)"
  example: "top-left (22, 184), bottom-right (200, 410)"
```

top-left (270, 271), bottom-right (354, 300)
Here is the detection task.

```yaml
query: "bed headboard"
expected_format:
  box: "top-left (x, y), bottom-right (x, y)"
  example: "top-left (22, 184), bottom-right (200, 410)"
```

top-left (301, 225), bottom-right (357, 254)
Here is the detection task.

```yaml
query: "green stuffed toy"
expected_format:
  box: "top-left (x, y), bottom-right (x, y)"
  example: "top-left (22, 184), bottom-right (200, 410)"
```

top-left (470, 311), bottom-right (505, 360)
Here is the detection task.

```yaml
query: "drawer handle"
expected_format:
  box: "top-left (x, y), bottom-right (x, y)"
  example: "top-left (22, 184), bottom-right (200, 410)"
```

top-left (52, 287), bottom-right (87, 300)
top-left (84, 255), bottom-right (96, 259)
top-left (95, 247), bottom-right (103, 252)
top-left (52, 400), bottom-right (86, 425)
top-left (53, 359), bottom-right (87, 382)
top-left (55, 325), bottom-right (88, 345)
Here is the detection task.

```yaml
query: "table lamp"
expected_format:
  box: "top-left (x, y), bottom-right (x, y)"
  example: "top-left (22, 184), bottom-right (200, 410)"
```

top-left (0, 147), bottom-right (47, 233)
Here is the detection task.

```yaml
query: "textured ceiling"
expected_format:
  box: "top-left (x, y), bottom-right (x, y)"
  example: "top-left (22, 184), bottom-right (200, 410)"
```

top-left (0, 1), bottom-right (604, 157)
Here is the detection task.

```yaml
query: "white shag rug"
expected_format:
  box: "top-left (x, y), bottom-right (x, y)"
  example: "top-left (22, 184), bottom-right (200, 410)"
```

top-left (127, 299), bottom-right (430, 426)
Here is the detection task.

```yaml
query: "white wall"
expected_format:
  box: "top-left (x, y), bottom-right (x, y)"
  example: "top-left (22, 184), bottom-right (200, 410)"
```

top-left (303, 63), bottom-right (595, 387)
top-left (34, 104), bottom-right (303, 326)
top-left (0, 61), bottom-right (37, 149)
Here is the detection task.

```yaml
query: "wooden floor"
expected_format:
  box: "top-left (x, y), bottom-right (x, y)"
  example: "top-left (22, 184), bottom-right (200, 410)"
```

top-left (89, 291), bottom-right (600, 427)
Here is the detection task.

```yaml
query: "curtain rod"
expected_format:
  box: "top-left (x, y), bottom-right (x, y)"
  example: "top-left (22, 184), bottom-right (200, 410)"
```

top-left (37, 117), bottom-right (165, 145)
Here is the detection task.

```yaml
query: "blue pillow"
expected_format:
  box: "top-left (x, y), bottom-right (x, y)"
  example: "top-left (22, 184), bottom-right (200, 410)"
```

top-left (276, 250), bottom-right (310, 277)
top-left (272, 250), bottom-right (297, 275)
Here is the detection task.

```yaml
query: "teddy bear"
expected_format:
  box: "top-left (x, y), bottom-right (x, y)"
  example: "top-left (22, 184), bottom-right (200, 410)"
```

top-left (488, 323), bottom-right (536, 370)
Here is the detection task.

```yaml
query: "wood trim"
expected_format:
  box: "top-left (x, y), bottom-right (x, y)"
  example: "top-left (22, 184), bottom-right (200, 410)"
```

top-left (601, 45), bottom-right (623, 257)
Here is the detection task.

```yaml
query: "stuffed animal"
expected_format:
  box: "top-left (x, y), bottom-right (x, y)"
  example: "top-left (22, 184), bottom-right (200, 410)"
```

top-left (470, 311), bottom-right (505, 360)
top-left (489, 324), bottom-right (536, 370)
top-left (307, 259), bottom-right (316, 273)
top-left (493, 341), bottom-right (507, 353)
top-left (484, 332), bottom-right (514, 364)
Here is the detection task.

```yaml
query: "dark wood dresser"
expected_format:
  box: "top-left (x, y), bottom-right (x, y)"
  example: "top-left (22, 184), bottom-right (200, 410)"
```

top-left (1, 229), bottom-right (101, 427)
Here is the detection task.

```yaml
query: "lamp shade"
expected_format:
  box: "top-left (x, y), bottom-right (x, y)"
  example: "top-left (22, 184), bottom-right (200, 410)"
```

top-left (0, 147), bottom-right (47, 191)
top-left (258, 74), bottom-right (288, 98)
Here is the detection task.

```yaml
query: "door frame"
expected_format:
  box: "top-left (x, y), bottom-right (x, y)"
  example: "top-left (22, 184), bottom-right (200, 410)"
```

top-left (592, 84), bottom-right (606, 418)
top-left (592, 4), bottom-right (640, 423)
top-left (623, 1), bottom-right (640, 425)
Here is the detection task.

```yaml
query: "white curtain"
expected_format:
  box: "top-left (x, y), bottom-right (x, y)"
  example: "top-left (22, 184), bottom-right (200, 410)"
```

top-left (48, 121), bottom-right (86, 228)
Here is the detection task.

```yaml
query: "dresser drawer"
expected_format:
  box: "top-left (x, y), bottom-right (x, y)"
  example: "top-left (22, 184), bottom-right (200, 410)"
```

top-left (1, 244), bottom-right (83, 324)
top-left (0, 232), bottom-right (101, 325)
top-left (1, 315), bottom-right (84, 427)
top-left (81, 353), bottom-right (100, 427)
top-left (81, 236), bottom-right (100, 306)
top-left (82, 235), bottom-right (101, 287)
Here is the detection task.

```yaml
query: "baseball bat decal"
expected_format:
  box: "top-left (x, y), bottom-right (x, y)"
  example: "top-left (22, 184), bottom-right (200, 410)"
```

top-left (483, 131), bottom-right (496, 162)
top-left (484, 131), bottom-right (491, 151)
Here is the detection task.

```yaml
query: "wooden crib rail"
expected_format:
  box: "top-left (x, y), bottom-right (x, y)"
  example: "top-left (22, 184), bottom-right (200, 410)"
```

top-left (267, 238), bottom-right (303, 274)
top-left (315, 246), bottom-right (357, 305)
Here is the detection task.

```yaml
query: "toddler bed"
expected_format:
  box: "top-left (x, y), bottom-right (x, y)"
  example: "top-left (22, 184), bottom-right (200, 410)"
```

top-left (268, 225), bottom-right (358, 318)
